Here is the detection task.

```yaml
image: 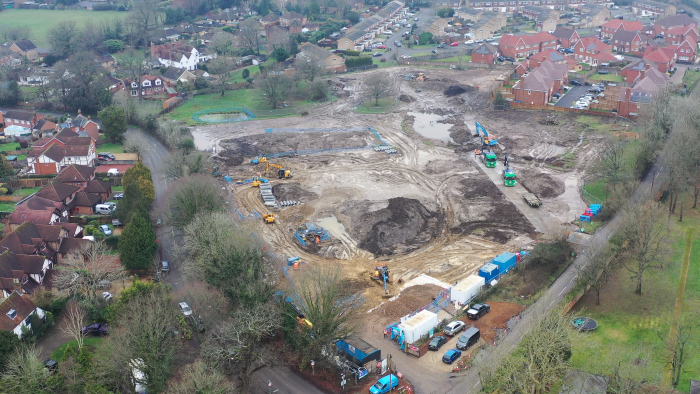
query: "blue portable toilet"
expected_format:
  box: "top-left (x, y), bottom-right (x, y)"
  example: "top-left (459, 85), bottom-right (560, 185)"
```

top-left (478, 263), bottom-right (500, 283)
top-left (493, 252), bottom-right (517, 274)
top-left (580, 215), bottom-right (591, 222)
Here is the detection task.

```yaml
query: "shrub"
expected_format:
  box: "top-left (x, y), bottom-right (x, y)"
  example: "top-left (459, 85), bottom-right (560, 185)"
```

top-left (242, 68), bottom-right (250, 79)
top-left (345, 56), bottom-right (372, 68)
top-left (105, 235), bottom-right (120, 246)
top-left (380, 58), bottom-right (386, 62)
top-left (345, 50), bottom-right (361, 57)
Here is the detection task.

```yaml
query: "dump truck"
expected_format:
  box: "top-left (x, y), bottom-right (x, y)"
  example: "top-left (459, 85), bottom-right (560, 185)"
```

top-left (503, 167), bottom-right (516, 186)
top-left (524, 193), bottom-right (542, 207)
top-left (263, 213), bottom-right (275, 224)
top-left (481, 150), bottom-right (497, 168)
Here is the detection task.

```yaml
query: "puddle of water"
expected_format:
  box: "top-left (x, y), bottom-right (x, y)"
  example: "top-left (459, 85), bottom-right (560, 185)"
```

top-left (198, 112), bottom-right (251, 122)
top-left (191, 130), bottom-right (218, 151)
top-left (317, 215), bottom-right (354, 245)
top-left (408, 112), bottom-right (454, 142)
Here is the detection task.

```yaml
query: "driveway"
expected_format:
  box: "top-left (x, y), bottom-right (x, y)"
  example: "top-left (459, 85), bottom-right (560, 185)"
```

top-left (555, 85), bottom-right (587, 108)
top-left (671, 64), bottom-right (687, 84)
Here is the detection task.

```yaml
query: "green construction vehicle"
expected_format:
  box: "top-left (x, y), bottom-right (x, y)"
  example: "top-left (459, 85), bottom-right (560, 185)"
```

top-left (481, 150), bottom-right (497, 168)
top-left (503, 167), bottom-right (516, 186)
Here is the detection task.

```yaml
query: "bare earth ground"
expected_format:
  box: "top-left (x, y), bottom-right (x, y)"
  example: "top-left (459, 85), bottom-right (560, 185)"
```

top-left (192, 66), bottom-right (612, 316)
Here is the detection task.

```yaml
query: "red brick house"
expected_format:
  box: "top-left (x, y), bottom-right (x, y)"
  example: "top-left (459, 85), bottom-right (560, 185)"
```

top-left (61, 112), bottom-right (100, 142)
top-left (2, 110), bottom-right (42, 130)
top-left (600, 20), bottom-right (643, 39)
top-left (643, 46), bottom-right (676, 72)
top-left (54, 164), bottom-right (112, 201)
top-left (529, 49), bottom-right (579, 70)
top-left (471, 43), bottom-right (499, 64)
top-left (617, 73), bottom-right (668, 118)
top-left (574, 36), bottom-right (616, 65)
top-left (28, 129), bottom-right (96, 175)
top-left (653, 14), bottom-right (698, 36)
top-left (125, 75), bottom-right (166, 97)
top-left (512, 60), bottom-right (568, 106)
top-left (551, 27), bottom-right (580, 49)
top-left (498, 32), bottom-right (558, 58)
top-left (666, 25), bottom-right (699, 44)
top-left (612, 30), bottom-right (645, 55)
top-left (279, 11), bottom-right (306, 27)
top-left (621, 59), bottom-right (652, 83)
top-left (674, 38), bottom-right (697, 63)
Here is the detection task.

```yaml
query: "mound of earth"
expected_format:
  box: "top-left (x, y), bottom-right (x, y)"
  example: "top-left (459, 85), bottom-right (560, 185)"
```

top-left (272, 183), bottom-right (318, 202)
top-left (448, 123), bottom-right (473, 144)
top-left (352, 198), bottom-right (444, 256)
top-left (519, 170), bottom-right (566, 198)
top-left (399, 94), bottom-right (416, 102)
top-left (369, 284), bottom-right (446, 323)
top-left (444, 85), bottom-right (470, 96)
top-left (220, 130), bottom-right (380, 157)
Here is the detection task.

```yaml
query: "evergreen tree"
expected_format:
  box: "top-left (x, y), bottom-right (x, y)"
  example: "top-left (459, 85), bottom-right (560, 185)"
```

top-left (98, 106), bottom-right (127, 143)
top-left (118, 212), bottom-right (157, 270)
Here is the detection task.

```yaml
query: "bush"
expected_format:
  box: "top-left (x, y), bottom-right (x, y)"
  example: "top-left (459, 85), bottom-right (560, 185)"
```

top-left (105, 235), bottom-right (120, 246)
top-left (93, 231), bottom-right (106, 241)
top-left (380, 58), bottom-right (386, 62)
top-left (344, 50), bottom-right (361, 57)
top-left (345, 56), bottom-right (372, 68)
top-left (242, 68), bottom-right (250, 79)
top-left (310, 81), bottom-right (327, 101)
top-left (92, 3), bottom-right (116, 10)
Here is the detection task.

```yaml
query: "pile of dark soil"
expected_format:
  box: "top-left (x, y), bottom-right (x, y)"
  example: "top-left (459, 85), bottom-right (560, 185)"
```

top-left (399, 94), bottom-right (416, 102)
top-left (369, 284), bottom-right (445, 322)
top-left (220, 130), bottom-right (379, 157)
top-left (217, 150), bottom-right (245, 166)
top-left (272, 182), bottom-right (318, 202)
top-left (444, 85), bottom-right (471, 96)
top-left (355, 198), bottom-right (444, 256)
top-left (518, 170), bottom-right (566, 198)
top-left (448, 123), bottom-right (472, 145)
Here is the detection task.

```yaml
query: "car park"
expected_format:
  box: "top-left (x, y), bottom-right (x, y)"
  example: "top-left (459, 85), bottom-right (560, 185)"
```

top-left (456, 327), bottom-right (481, 350)
top-left (442, 349), bottom-right (461, 364)
top-left (467, 303), bottom-right (490, 319)
top-left (100, 225), bottom-right (112, 236)
top-left (428, 335), bottom-right (447, 350)
top-left (443, 320), bottom-right (466, 336)
top-left (179, 302), bottom-right (193, 316)
top-left (369, 374), bottom-right (399, 394)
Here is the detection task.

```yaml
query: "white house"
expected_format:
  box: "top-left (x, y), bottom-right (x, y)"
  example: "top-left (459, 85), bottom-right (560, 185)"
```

top-left (150, 42), bottom-right (211, 70)
top-left (0, 291), bottom-right (45, 338)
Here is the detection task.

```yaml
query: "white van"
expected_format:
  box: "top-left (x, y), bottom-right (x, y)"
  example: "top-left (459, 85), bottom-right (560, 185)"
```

top-left (95, 204), bottom-right (113, 215)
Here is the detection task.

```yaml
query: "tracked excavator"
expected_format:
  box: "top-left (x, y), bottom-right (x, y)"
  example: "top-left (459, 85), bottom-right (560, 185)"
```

top-left (266, 162), bottom-right (293, 179)
top-left (370, 264), bottom-right (392, 297)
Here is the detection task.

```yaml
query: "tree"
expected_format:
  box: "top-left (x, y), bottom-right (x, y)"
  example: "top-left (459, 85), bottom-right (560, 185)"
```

top-left (658, 307), bottom-right (696, 388)
top-left (0, 345), bottom-right (53, 394)
top-left (122, 131), bottom-right (149, 161)
top-left (163, 151), bottom-right (209, 180)
top-left (118, 48), bottom-right (147, 94)
top-left (272, 47), bottom-right (289, 62)
top-left (181, 212), bottom-right (276, 306)
top-left (62, 51), bottom-right (113, 112)
top-left (493, 90), bottom-right (506, 106)
top-left (603, 346), bottom-right (653, 394)
top-left (418, 31), bottom-right (434, 45)
top-left (614, 202), bottom-right (672, 295)
top-left (363, 73), bottom-right (397, 106)
top-left (127, 0), bottom-right (161, 47)
top-left (284, 266), bottom-right (358, 368)
top-left (346, 11), bottom-right (360, 23)
top-left (202, 305), bottom-right (279, 393)
top-left (208, 32), bottom-right (237, 56)
top-left (166, 360), bottom-right (236, 394)
top-left (576, 247), bottom-right (612, 305)
top-left (60, 302), bottom-right (88, 349)
top-left (0, 331), bottom-right (19, 372)
top-left (177, 138), bottom-right (195, 154)
top-left (48, 21), bottom-right (79, 58)
top-left (207, 56), bottom-right (236, 96)
top-left (0, 80), bottom-right (20, 106)
top-left (257, 72), bottom-right (292, 109)
top-left (593, 138), bottom-right (628, 198)
top-left (242, 68), bottom-right (250, 79)
top-left (167, 176), bottom-right (221, 230)
top-left (0, 154), bottom-right (15, 181)
top-left (103, 39), bottom-right (125, 53)
top-left (79, 21), bottom-right (105, 52)
top-left (436, 7), bottom-right (455, 17)
top-left (296, 50), bottom-right (326, 82)
top-left (53, 241), bottom-right (125, 300)
top-left (118, 212), bottom-right (157, 269)
top-left (239, 19), bottom-right (261, 55)
top-left (98, 106), bottom-right (128, 143)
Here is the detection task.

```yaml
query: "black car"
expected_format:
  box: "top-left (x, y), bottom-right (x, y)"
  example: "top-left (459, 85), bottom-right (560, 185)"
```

top-left (44, 359), bottom-right (58, 373)
top-left (81, 323), bottom-right (109, 336)
top-left (569, 80), bottom-right (581, 86)
top-left (503, 56), bottom-right (516, 62)
top-left (466, 303), bottom-right (490, 320)
top-left (587, 88), bottom-right (602, 94)
top-left (98, 153), bottom-right (115, 161)
top-left (553, 92), bottom-right (561, 98)
top-left (428, 335), bottom-right (447, 350)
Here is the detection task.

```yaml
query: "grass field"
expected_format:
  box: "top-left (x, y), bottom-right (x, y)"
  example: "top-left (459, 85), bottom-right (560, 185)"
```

top-left (15, 187), bottom-right (40, 196)
top-left (0, 9), bottom-right (127, 48)
top-left (428, 55), bottom-right (471, 63)
top-left (0, 143), bottom-right (22, 152)
top-left (681, 68), bottom-right (700, 94)
top-left (51, 337), bottom-right (105, 362)
top-left (589, 73), bottom-right (625, 82)
top-left (0, 203), bottom-right (16, 212)
top-left (355, 97), bottom-right (395, 113)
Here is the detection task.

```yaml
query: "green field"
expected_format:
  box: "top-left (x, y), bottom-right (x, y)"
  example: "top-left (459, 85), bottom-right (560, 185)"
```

top-left (0, 9), bottom-right (127, 48)
top-left (589, 73), bottom-right (625, 82)
top-left (428, 55), bottom-right (471, 63)
top-left (15, 187), bottom-right (40, 196)
top-left (681, 68), bottom-right (700, 94)
top-left (51, 337), bottom-right (105, 362)
top-left (355, 97), bottom-right (395, 113)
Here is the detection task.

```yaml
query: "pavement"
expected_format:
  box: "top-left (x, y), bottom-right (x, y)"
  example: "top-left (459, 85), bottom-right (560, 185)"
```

top-left (556, 85), bottom-right (588, 108)
top-left (671, 64), bottom-right (687, 84)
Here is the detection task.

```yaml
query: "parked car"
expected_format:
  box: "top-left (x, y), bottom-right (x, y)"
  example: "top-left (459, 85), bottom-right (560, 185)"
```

top-left (376, 45), bottom-right (386, 49)
top-left (569, 80), bottom-right (581, 86)
top-left (428, 335), bottom-right (447, 350)
top-left (373, 52), bottom-right (383, 57)
top-left (497, 56), bottom-right (505, 62)
top-left (467, 303), bottom-right (490, 320)
top-left (107, 168), bottom-right (120, 176)
top-left (450, 42), bottom-right (459, 46)
top-left (414, 17), bottom-right (419, 21)
top-left (44, 360), bottom-right (58, 373)
top-left (100, 225), bottom-right (112, 236)
top-left (456, 327), bottom-right (481, 350)
top-left (552, 92), bottom-right (561, 98)
top-left (113, 192), bottom-right (124, 200)
top-left (98, 153), bottom-right (115, 161)
top-left (161, 261), bottom-right (170, 272)
top-left (395, 42), bottom-right (402, 47)
top-left (101, 291), bottom-right (113, 301)
top-left (369, 374), bottom-right (399, 394)
top-left (179, 302), bottom-right (193, 316)
top-left (442, 348), bottom-right (461, 364)
top-left (598, 69), bottom-right (609, 74)
top-left (563, 48), bottom-right (574, 53)
top-left (444, 320), bottom-right (466, 336)
top-left (81, 323), bottom-right (109, 336)
top-left (475, 39), bottom-right (483, 43)
top-left (431, 49), bottom-right (438, 54)
top-left (503, 56), bottom-right (515, 62)
top-left (437, 43), bottom-right (446, 48)
top-left (464, 40), bottom-right (474, 44)
top-left (401, 54), bottom-right (411, 59)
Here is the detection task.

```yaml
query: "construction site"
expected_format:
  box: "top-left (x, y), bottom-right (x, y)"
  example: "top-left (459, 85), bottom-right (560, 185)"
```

top-left (192, 66), bottom-right (621, 375)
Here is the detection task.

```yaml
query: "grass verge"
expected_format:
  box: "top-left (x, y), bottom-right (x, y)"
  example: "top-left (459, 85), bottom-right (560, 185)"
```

top-left (589, 74), bottom-right (625, 82)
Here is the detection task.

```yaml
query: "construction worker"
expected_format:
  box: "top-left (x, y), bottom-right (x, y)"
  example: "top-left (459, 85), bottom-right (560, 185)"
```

top-left (293, 261), bottom-right (299, 270)
top-left (504, 154), bottom-right (509, 167)
top-left (383, 328), bottom-right (388, 338)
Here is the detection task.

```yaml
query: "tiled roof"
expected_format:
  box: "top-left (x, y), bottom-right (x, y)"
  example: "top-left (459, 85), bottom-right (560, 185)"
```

top-left (521, 60), bottom-right (567, 92)
top-left (644, 67), bottom-right (670, 84)
top-left (54, 164), bottom-right (95, 183)
top-left (280, 11), bottom-right (304, 19)
top-left (36, 182), bottom-right (80, 203)
top-left (261, 13), bottom-right (280, 22)
top-left (613, 30), bottom-right (642, 43)
top-left (7, 210), bottom-right (56, 226)
top-left (622, 59), bottom-right (651, 72)
top-left (12, 39), bottom-right (37, 52)
top-left (644, 46), bottom-right (675, 63)
top-left (29, 144), bottom-right (90, 163)
top-left (578, 36), bottom-right (612, 52)
top-left (55, 128), bottom-right (79, 138)
top-left (84, 180), bottom-right (111, 194)
top-left (17, 195), bottom-right (64, 212)
top-left (33, 119), bottom-right (56, 131)
top-left (551, 27), bottom-right (576, 40)
top-left (32, 138), bottom-right (52, 149)
top-left (72, 192), bottom-right (102, 207)
top-left (473, 42), bottom-right (498, 55)
top-left (667, 25), bottom-right (697, 36)
top-left (162, 67), bottom-right (186, 81)
top-left (602, 20), bottom-right (643, 31)
top-left (4, 110), bottom-right (33, 121)
top-left (59, 223), bottom-right (83, 238)
top-left (57, 238), bottom-right (92, 254)
top-left (0, 222), bottom-right (63, 255)
top-left (655, 14), bottom-right (696, 28)
top-left (0, 292), bottom-right (39, 331)
top-left (299, 43), bottom-right (334, 59)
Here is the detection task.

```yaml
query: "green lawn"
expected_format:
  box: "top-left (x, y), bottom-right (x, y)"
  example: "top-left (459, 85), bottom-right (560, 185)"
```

top-left (356, 97), bottom-right (395, 113)
top-left (228, 58), bottom-right (276, 84)
top-left (589, 73), bottom-right (625, 82)
top-left (98, 142), bottom-right (124, 154)
top-left (112, 186), bottom-right (123, 192)
top-left (167, 89), bottom-right (256, 124)
top-left (681, 68), bottom-right (700, 94)
top-left (0, 143), bottom-right (23, 152)
top-left (15, 187), bottom-right (40, 196)
top-left (0, 203), bottom-right (16, 212)
top-left (51, 337), bottom-right (105, 362)
top-left (428, 55), bottom-right (471, 63)
top-left (0, 9), bottom-right (127, 48)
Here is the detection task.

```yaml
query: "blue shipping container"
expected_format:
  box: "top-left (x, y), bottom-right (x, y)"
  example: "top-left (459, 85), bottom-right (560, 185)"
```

top-left (479, 263), bottom-right (500, 283)
top-left (336, 338), bottom-right (381, 365)
top-left (493, 252), bottom-right (517, 274)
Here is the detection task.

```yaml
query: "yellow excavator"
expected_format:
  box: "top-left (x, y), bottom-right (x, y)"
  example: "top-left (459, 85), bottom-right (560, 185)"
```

top-left (266, 162), bottom-right (293, 179)
top-left (263, 213), bottom-right (275, 224)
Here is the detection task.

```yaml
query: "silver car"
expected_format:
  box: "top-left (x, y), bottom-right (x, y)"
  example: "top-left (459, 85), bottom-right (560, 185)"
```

top-left (178, 302), bottom-right (193, 316)
top-left (443, 320), bottom-right (466, 336)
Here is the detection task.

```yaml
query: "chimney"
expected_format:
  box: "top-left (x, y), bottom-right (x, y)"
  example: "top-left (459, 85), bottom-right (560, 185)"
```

top-left (77, 109), bottom-right (81, 115)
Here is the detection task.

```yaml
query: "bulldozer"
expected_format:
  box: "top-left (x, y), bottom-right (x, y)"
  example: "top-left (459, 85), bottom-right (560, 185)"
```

top-left (370, 264), bottom-right (392, 297)
top-left (266, 162), bottom-right (293, 179)
top-left (263, 213), bottom-right (275, 224)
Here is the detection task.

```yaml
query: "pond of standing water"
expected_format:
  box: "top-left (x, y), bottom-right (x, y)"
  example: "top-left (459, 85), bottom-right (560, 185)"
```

top-left (317, 215), bottom-right (354, 245)
top-left (408, 112), bottom-right (454, 142)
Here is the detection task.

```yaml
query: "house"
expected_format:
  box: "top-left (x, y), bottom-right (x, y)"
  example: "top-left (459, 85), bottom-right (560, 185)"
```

top-left (3, 125), bottom-right (32, 139)
top-left (97, 54), bottom-right (115, 70)
top-left (337, 1), bottom-right (407, 51)
top-left (125, 75), bottom-right (166, 97)
top-left (621, 59), bottom-right (654, 83)
top-left (288, 20), bottom-right (303, 34)
top-left (149, 41), bottom-right (210, 70)
top-left (528, 49), bottom-right (579, 70)
top-left (35, 182), bottom-right (80, 206)
top-left (32, 119), bottom-right (57, 138)
top-left (600, 20), bottom-right (644, 39)
top-left (71, 192), bottom-right (103, 215)
top-left (54, 164), bottom-right (111, 200)
top-left (279, 11), bottom-right (306, 27)
top-left (469, 11), bottom-right (507, 40)
top-left (2, 109), bottom-right (40, 129)
top-left (666, 25), bottom-right (699, 45)
top-left (471, 43), bottom-right (499, 64)
top-left (643, 46), bottom-right (676, 72)
top-left (0, 221), bottom-right (68, 261)
top-left (455, 7), bottom-right (483, 21)
top-left (653, 14), bottom-right (697, 36)
top-left (296, 43), bottom-right (346, 72)
top-left (61, 112), bottom-right (100, 141)
top-left (259, 13), bottom-right (280, 27)
top-left (618, 73), bottom-right (668, 117)
top-left (573, 36), bottom-right (616, 65)
top-left (612, 30), bottom-right (645, 55)
top-left (9, 39), bottom-right (37, 61)
top-left (498, 32), bottom-right (558, 59)
top-left (5, 196), bottom-right (67, 231)
top-left (674, 38), bottom-right (697, 63)
top-left (632, 0), bottom-right (676, 19)
top-left (425, 18), bottom-right (452, 38)
top-left (266, 25), bottom-right (291, 50)
top-left (161, 67), bottom-right (196, 86)
top-left (27, 143), bottom-right (96, 175)
top-left (0, 292), bottom-right (45, 337)
top-left (551, 27), bottom-right (580, 49)
top-left (520, 6), bottom-right (559, 33)
top-left (579, 5), bottom-right (611, 28)
top-left (512, 60), bottom-right (568, 106)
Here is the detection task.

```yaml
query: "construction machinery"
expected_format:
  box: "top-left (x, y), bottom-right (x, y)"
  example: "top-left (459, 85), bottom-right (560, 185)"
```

top-left (481, 150), bottom-right (497, 168)
top-left (266, 162), bottom-right (293, 179)
top-left (503, 167), bottom-right (516, 186)
top-left (250, 156), bottom-right (268, 164)
top-left (370, 264), bottom-right (392, 297)
top-left (475, 121), bottom-right (498, 146)
top-left (524, 193), bottom-right (542, 207)
top-left (263, 213), bottom-right (276, 224)
top-left (211, 166), bottom-right (220, 176)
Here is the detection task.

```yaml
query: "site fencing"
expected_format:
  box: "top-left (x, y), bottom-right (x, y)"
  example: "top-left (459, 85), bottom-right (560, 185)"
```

top-left (192, 107), bottom-right (255, 123)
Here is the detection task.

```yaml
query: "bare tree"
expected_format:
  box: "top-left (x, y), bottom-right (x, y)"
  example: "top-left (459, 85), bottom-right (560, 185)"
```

top-left (48, 21), bottom-right (79, 58)
top-left (296, 50), bottom-right (327, 82)
top-left (238, 19), bottom-right (261, 55)
top-left (207, 56), bottom-right (236, 96)
top-left (53, 241), bottom-right (125, 300)
top-left (256, 72), bottom-right (292, 109)
top-left (60, 301), bottom-right (87, 349)
top-left (603, 346), bottom-right (654, 394)
top-left (167, 175), bottom-right (222, 230)
top-left (208, 32), bottom-right (238, 56)
top-left (123, 131), bottom-right (149, 161)
top-left (576, 247), bottom-right (613, 305)
top-left (615, 202), bottom-right (672, 295)
top-left (0, 345), bottom-right (52, 394)
top-left (363, 73), bottom-right (397, 106)
top-left (592, 138), bottom-right (628, 196)
top-left (658, 307), bottom-right (697, 388)
top-left (79, 20), bottom-right (105, 52)
top-left (127, 0), bottom-right (161, 46)
top-left (202, 304), bottom-right (280, 393)
top-left (166, 360), bottom-right (236, 394)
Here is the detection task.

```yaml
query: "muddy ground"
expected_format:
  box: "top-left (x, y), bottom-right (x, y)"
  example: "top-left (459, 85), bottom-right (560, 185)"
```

top-left (367, 284), bottom-right (446, 328)
top-left (195, 66), bottom-right (609, 312)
